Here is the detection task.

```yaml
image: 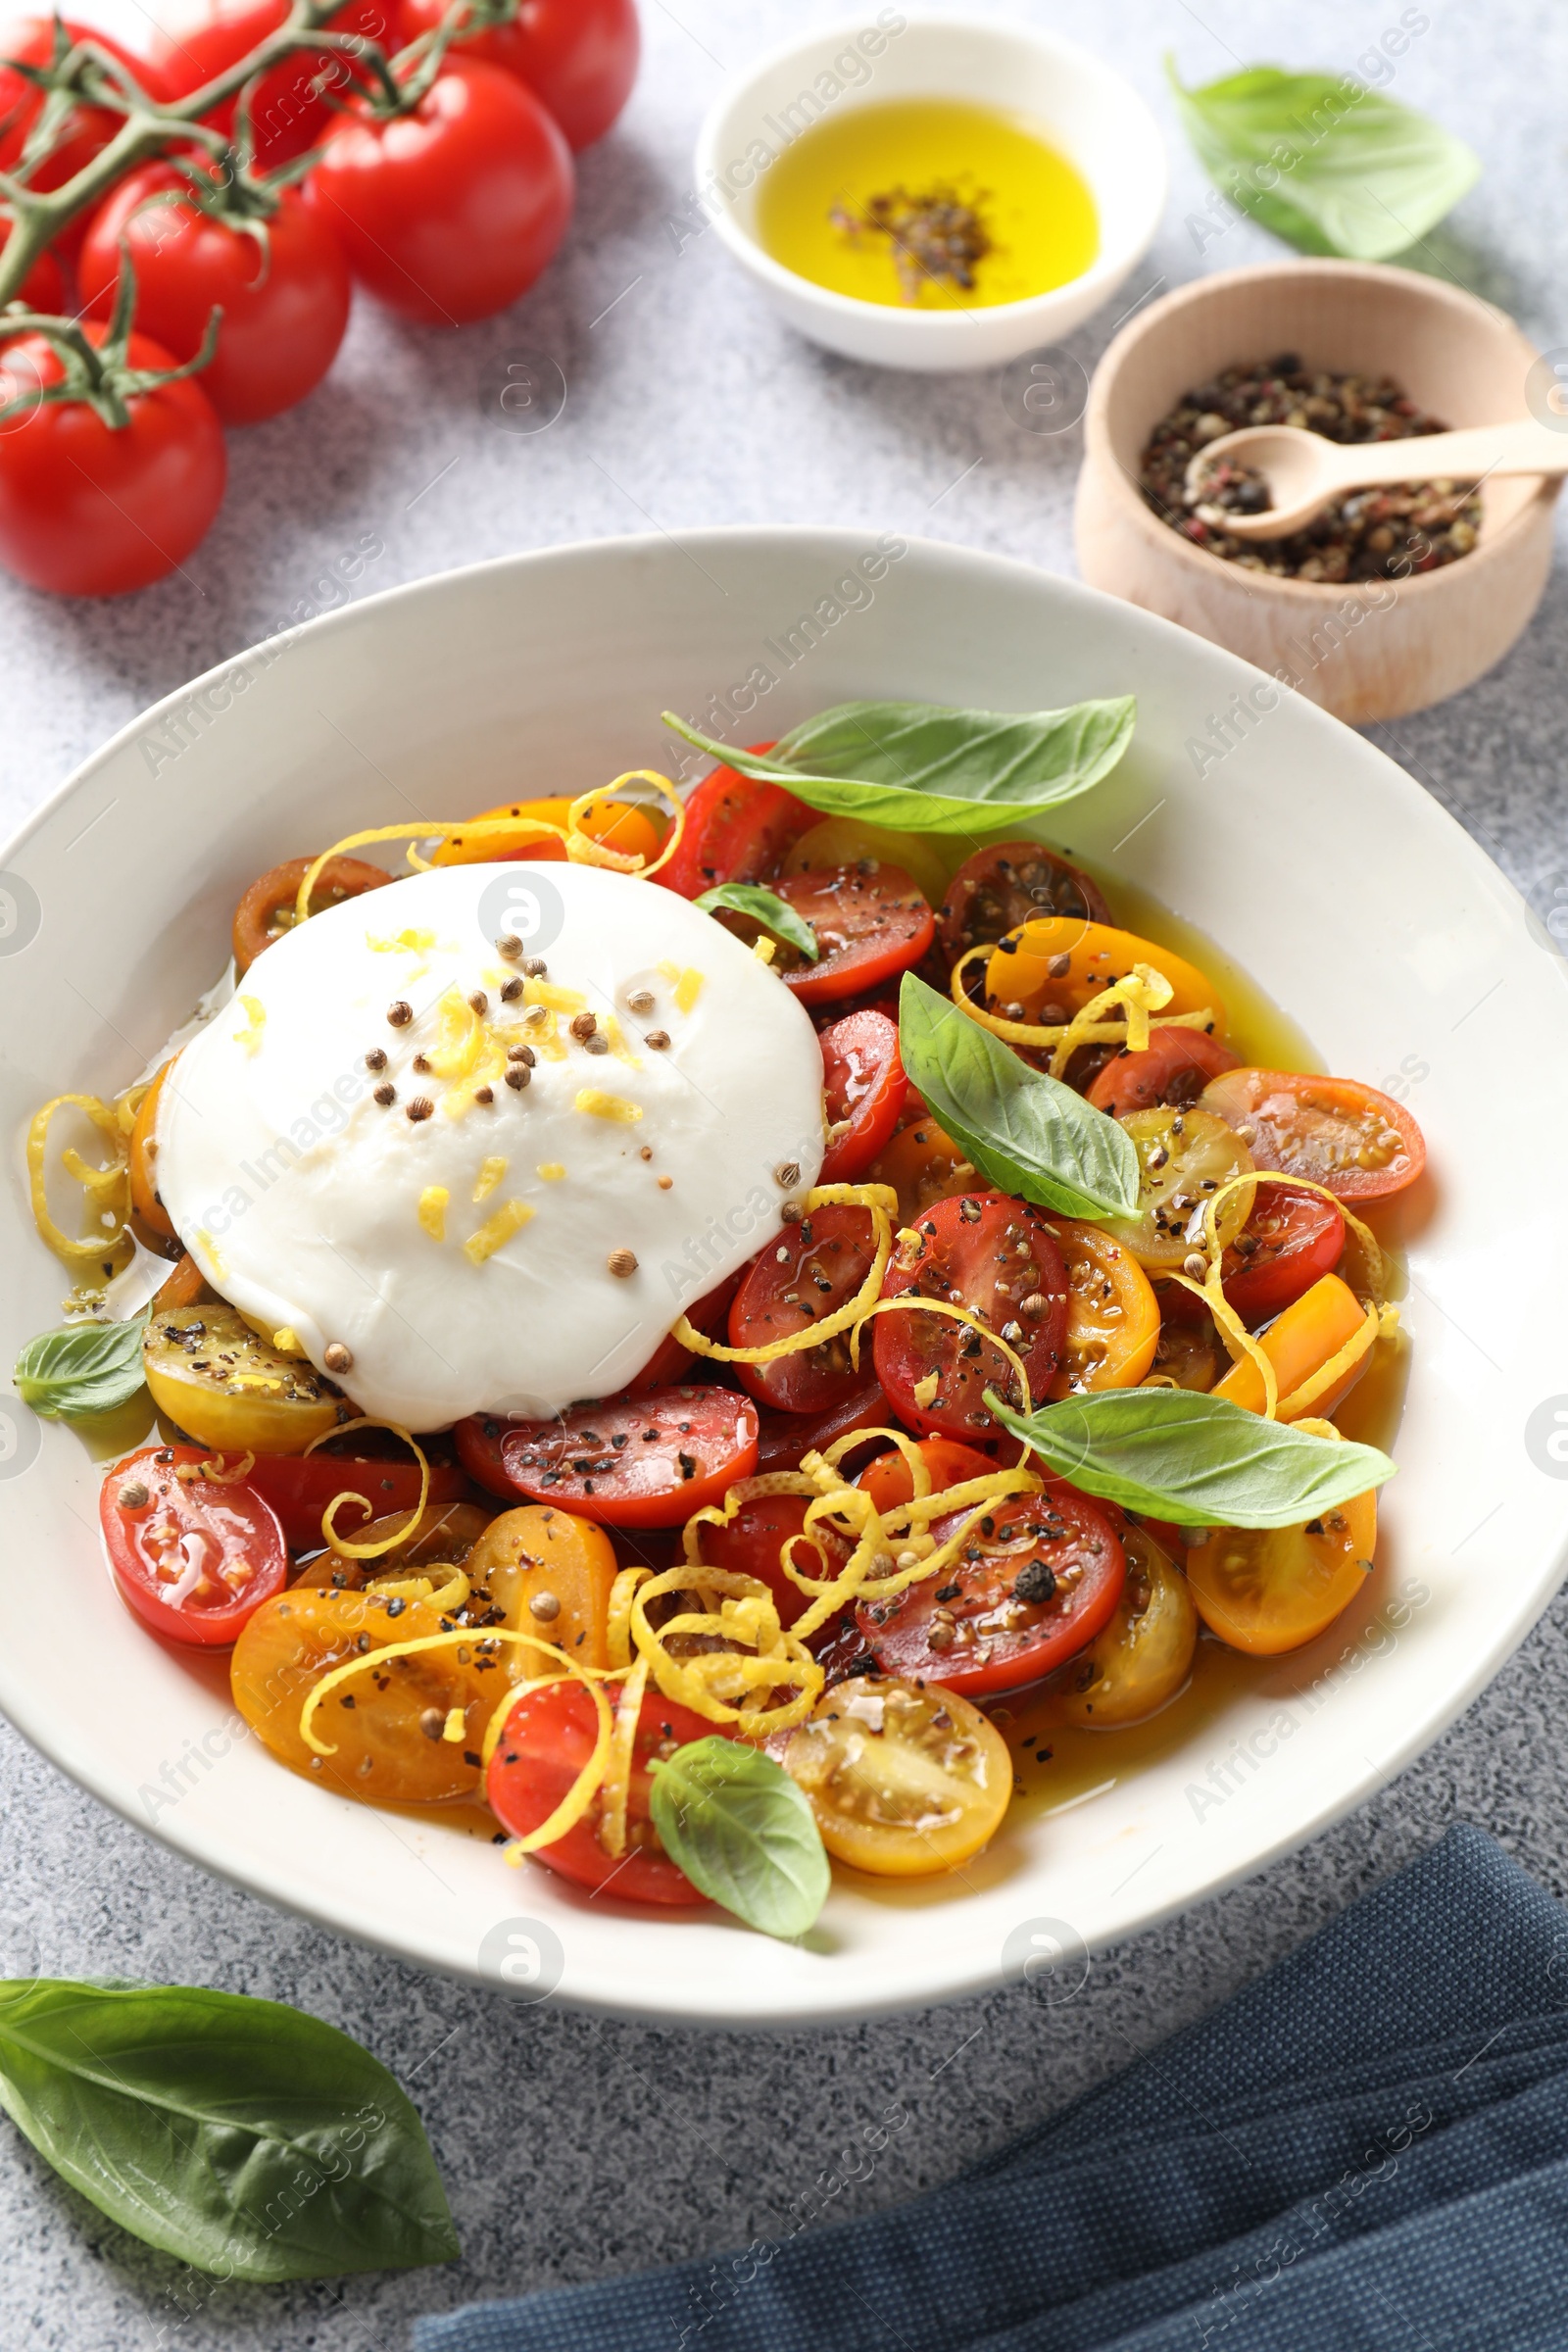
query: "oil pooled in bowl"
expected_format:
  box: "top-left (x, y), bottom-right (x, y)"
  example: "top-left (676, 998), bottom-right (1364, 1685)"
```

top-left (755, 97), bottom-right (1098, 310)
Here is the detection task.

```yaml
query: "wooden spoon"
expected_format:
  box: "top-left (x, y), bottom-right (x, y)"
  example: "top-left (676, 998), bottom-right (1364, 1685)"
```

top-left (1184, 416), bottom-right (1568, 540)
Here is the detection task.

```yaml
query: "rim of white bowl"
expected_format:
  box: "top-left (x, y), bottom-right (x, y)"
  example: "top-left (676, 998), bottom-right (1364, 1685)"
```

top-left (692, 12), bottom-right (1169, 332)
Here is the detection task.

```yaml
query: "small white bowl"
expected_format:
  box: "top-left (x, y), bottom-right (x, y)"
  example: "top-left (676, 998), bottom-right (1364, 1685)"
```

top-left (692, 13), bottom-right (1167, 372)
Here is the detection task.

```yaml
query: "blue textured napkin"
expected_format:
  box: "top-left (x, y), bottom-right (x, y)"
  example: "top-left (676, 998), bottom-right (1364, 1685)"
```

top-left (416, 1825), bottom-right (1568, 2351)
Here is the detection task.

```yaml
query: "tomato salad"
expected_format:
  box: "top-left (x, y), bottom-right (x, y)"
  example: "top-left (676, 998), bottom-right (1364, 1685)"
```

top-left (20, 699), bottom-right (1419, 1941)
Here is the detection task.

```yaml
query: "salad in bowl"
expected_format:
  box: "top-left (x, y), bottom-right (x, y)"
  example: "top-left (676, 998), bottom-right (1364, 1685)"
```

top-left (16, 696), bottom-right (1421, 1940)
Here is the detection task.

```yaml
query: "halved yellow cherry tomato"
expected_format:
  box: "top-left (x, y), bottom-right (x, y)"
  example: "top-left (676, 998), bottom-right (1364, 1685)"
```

top-left (783, 1674), bottom-right (1011, 1877)
top-left (1211, 1272), bottom-right (1367, 1421)
top-left (985, 917), bottom-right (1225, 1031)
top-left (866, 1113), bottom-right (976, 1225)
top-left (1048, 1218), bottom-right (1159, 1396)
top-left (782, 816), bottom-right (951, 909)
top-left (1185, 1493), bottom-right (1378, 1655)
top-left (1100, 1106), bottom-right (1255, 1272)
top-left (231, 1586), bottom-right (493, 1798)
top-left (464, 1504), bottom-right (618, 1674)
top-left (129, 1058), bottom-right (178, 1245)
top-left (1055, 1526), bottom-right (1198, 1728)
top-left (293, 1502), bottom-right (494, 1589)
top-left (144, 1303), bottom-right (343, 1453)
top-left (431, 795), bottom-right (662, 868)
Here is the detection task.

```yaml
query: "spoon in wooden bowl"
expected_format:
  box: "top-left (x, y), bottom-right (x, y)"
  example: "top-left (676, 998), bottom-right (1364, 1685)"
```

top-left (1184, 416), bottom-right (1568, 540)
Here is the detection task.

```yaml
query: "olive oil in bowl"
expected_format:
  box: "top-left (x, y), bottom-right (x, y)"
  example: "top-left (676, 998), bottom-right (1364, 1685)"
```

top-left (756, 97), bottom-right (1099, 311)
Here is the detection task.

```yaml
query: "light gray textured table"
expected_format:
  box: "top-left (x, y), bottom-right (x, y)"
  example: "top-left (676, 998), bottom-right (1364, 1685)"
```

top-left (2, 3), bottom-right (1565, 2344)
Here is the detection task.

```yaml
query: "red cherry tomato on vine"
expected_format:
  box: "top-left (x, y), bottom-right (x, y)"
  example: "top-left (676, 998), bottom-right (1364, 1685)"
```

top-left (79, 167), bottom-right (351, 425)
top-left (147, 0), bottom-right (386, 169)
top-left (305, 57), bottom-right (574, 326)
top-left (0, 327), bottom-right (224, 597)
top-left (817, 1008), bottom-right (906, 1185)
top-left (100, 1445), bottom-right (287, 1646)
top-left (0, 19), bottom-right (166, 251)
top-left (874, 1191), bottom-right (1068, 1444)
top-left (399, 0), bottom-right (638, 149)
top-left (659, 747), bottom-right (817, 901)
top-left (488, 1680), bottom-right (728, 1904)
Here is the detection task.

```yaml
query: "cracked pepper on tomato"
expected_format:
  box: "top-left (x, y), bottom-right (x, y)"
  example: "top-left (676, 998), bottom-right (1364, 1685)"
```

top-left (22, 697), bottom-right (1422, 1933)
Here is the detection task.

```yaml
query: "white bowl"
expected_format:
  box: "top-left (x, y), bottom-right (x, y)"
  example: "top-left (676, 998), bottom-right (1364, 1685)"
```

top-left (692, 14), bottom-right (1167, 371)
top-left (3, 530), bottom-right (1566, 2025)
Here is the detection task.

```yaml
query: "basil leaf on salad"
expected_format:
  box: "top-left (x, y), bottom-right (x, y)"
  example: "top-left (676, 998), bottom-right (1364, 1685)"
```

top-left (13, 1312), bottom-right (148, 1421)
top-left (0, 1980), bottom-right (458, 2281)
top-left (662, 697), bottom-right (1136, 835)
top-left (648, 1739), bottom-right (829, 1939)
top-left (898, 974), bottom-right (1140, 1220)
top-left (696, 883), bottom-right (820, 962)
top-left (1167, 60), bottom-right (1480, 262)
top-left (986, 1387), bottom-right (1396, 1529)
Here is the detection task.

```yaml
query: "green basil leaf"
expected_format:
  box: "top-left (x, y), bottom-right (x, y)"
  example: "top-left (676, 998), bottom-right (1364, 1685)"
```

top-left (662, 697), bottom-right (1136, 835)
top-left (695, 883), bottom-right (820, 961)
top-left (0, 1980), bottom-right (458, 2281)
top-left (986, 1386), bottom-right (1396, 1529)
top-left (1167, 60), bottom-right (1480, 262)
top-left (898, 974), bottom-right (1140, 1220)
top-left (648, 1739), bottom-right (829, 1938)
top-left (14, 1313), bottom-right (148, 1421)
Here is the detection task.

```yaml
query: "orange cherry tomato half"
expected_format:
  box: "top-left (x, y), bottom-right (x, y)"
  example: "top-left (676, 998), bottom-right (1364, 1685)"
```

top-left (874, 1192), bottom-right (1068, 1443)
top-left (1086, 1027), bottom-right (1239, 1118)
top-left (101, 1445), bottom-right (287, 1646)
top-left (937, 840), bottom-right (1110, 967)
top-left (487, 1680), bottom-right (730, 1903)
top-left (729, 1201), bottom-right (879, 1416)
top-left (818, 1008), bottom-right (906, 1184)
top-left (129, 1058), bottom-right (179, 1245)
top-left (774, 864), bottom-right (935, 1008)
top-left (1210, 1272), bottom-right (1369, 1421)
top-left (986, 917), bottom-right (1224, 1032)
top-left (858, 1480), bottom-right (1126, 1698)
top-left (658, 745), bottom-right (815, 899)
top-left (855, 1436), bottom-right (996, 1517)
top-left (232, 854), bottom-right (393, 973)
top-left (1048, 1218), bottom-right (1160, 1396)
top-left (430, 793), bottom-right (662, 868)
top-left (1186, 1493), bottom-right (1378, 1655)
top-left (866, 1111), bottom-right (976, 1226)
top-left (1199, 1067), bottom-right (1426, 1202)
top-left (494, 1387), bottom-right (760, 1527)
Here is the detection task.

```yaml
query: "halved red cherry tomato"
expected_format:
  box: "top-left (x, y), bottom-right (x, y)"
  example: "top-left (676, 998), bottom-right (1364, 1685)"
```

top-left (874, 1193), bottom-right (1068, 1443)
top-left (858, 1480), bottom-right (1126, 1697)
top-left (100, 1445), bottom-right (286, 1646)
top-left (232, 854), bottom-right (393, 973)
top-left (1086, 1028), bottom-right (1239, 1118)
top-left (244, 1447), bottom-right (471, 1552)
top-left (728, 1202), bottom-right (878, 1415)
top-left (487, 1681), bottom-right (728, 1903)
top-left (856, 1437), bottom-right (996, 1517)
top-left (772, 866), bottom-right (935, 1008)
top-left (1218, 1185), bottom-right (1347, 1326)
top-left (696, 1494), bottom-right (851, 1629)
top-left (400, 0), bottom-right (639, 149)
top-left (659, 746), bottom-right (816, 899)
top-left (626, 1271), bottom-right (742, 1394)
top-left (936, 841), bottom-right (1110, 966)
top-left (755, 1376), bottom-right (893, 1474)
top-left (818, 1009), bottom-right (906, 1184)
top-left (495, 1388), bottom-right (760, 1527)
top-left (1200, 1067), bottom-right (1426, 1202)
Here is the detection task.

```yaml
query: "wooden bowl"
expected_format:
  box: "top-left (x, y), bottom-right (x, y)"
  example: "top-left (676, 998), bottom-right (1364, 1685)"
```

top-left (1075, 260), bottom-right (1560, 723)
